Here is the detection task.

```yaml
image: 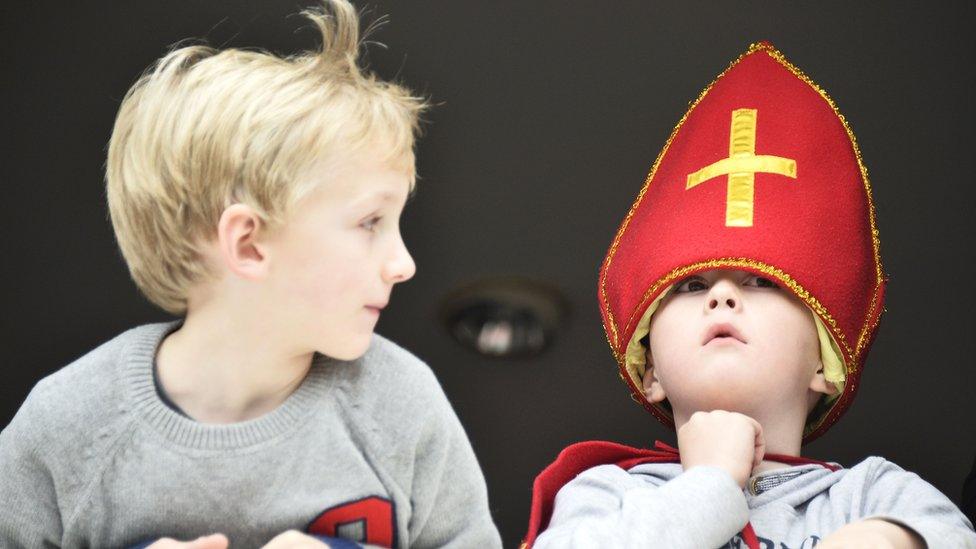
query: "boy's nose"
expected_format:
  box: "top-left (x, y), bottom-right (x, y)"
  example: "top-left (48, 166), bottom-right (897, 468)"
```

top-left (708, 297), bottom-right (737, 309)
top-left (383, 233), bottom-right (416, 284)
top-left (704, 280), bottom-right (741, 312)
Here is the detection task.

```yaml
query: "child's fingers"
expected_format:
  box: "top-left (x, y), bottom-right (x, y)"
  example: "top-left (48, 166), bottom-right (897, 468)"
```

top-left (143, 535), bottom-right (228, 549)
top-left (742, 414), bottom-right (766, 468)
top-left (185, 534), bottom-right (229, 549)
top-left (753, 429), bottom-right (766, 469)
top-left (261, 530), bottom-right (330, 548)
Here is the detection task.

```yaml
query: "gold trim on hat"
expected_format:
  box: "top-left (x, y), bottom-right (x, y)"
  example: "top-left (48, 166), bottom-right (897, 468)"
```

top-left (617, 258), bottom-right (848, 438)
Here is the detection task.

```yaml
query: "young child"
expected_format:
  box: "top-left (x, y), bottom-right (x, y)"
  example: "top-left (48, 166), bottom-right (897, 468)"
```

top-left (0, 1), bottom-right (502, 547)
top-left (523, 42), bottom-right (976, 548)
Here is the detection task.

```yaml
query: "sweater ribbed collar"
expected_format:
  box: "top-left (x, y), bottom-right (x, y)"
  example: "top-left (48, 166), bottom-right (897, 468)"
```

top-left (121, 320), bottom-right (338, 451)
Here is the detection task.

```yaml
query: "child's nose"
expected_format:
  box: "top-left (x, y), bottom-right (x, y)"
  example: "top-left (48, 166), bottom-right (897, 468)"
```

top-left (705, 280), bottom-right (741, 312)
top-left (383, 234), bottom-right (416, 284)
top-left (708, 296), bottom-right (737, 310)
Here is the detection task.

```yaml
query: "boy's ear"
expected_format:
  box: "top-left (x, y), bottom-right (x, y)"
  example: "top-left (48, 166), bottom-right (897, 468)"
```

top-left (808, 362), bottom-right (840, 397)
top-left (642, 354), bottom-right (667, 404)
top-left (217, 204), bottom-right (270, 280)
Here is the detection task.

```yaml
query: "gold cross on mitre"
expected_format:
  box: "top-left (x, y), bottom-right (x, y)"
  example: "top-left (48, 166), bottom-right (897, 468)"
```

top-left (685, 108), bottom-right (797, 227)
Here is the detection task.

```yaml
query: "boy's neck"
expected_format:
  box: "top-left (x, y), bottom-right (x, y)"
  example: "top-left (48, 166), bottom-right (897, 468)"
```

top-left (753, 458), bottom-right (801, 475)
top-left (745, 419), bottom-right (807, 476)
top-left (155, 307), bottom-right (315, 424)
top-left (753, 412), bottom-right (804, 461)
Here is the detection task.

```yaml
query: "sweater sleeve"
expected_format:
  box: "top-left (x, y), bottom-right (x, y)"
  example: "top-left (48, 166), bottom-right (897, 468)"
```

top-left (0, 383), bottom-right (64, 547)
top-left (858, 457), bottom-right (976, 548)
top-left (963, 455), bottom-right (976, 529)
top-left (404, 376), bottom-right (502, 549)
top-left (534, 464), bottom-right (749, 549)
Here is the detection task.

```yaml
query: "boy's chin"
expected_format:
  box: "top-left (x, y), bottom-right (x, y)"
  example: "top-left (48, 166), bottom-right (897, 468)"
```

top-left (320, 335), bottom-right (373, 361)
top-left (673, 384), bottom-right (763, 417)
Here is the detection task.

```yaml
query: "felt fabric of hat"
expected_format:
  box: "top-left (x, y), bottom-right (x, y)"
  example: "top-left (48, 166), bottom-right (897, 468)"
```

top-left (597, 41), bottom-right (886, 444)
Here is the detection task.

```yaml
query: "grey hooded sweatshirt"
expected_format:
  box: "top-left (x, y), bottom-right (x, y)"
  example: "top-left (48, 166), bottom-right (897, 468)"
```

top-left (535, 458), bottom-right (976, 548)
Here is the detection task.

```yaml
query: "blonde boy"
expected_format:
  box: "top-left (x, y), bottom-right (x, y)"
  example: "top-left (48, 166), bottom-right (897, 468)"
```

top-left (0, 1), bottom-right (501, 547)
top-left (523, 43), bottom-right (976, 548)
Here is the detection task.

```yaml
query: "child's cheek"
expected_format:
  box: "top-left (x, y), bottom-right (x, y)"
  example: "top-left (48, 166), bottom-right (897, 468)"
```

top-left (281, 254), bottom-right (350, 313)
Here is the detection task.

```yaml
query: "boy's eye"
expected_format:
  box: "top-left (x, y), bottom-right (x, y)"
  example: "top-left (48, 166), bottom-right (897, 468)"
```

top-left (745, 275), bottom-right (779, 289)
top-left (360, 216), bottom-right (382, 232)
top-left (674, 276), bottom-right (708, 293)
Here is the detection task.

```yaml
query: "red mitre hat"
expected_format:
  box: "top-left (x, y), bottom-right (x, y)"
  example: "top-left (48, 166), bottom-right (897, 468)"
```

top-left (597, 42), bottom-right (886, 443)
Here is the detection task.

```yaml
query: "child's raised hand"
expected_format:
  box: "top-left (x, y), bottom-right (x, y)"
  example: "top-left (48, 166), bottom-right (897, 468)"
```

top-left (677, 410), bottom-right (765, 488)
top-left (260, 531), bottom-right (331, 549)
top-left (145, 534), bottom-right (229, 549)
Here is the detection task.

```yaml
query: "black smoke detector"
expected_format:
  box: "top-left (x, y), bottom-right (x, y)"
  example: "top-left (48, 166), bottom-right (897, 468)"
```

top-left (439, 276), bottom-right (570, 358)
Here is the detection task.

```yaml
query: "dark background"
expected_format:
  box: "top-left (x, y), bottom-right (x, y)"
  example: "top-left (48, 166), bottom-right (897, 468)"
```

top-left (2, 2), bottom-right (974, 546)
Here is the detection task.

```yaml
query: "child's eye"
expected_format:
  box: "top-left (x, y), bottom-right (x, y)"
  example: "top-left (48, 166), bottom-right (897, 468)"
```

top-left (744, 275), bottom-right (779, 289)
top-left (360, 216), bottom-right (382, 232)
top-left (674, 276), bottom-right (708, 293)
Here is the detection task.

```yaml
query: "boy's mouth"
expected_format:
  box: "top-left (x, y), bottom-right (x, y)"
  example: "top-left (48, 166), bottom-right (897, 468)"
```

top-left (702, 323), bottom-right (747, 345)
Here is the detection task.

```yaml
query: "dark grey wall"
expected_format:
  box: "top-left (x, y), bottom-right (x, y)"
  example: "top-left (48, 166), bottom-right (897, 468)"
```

top-left (2, 2), bottom-right (974, 546)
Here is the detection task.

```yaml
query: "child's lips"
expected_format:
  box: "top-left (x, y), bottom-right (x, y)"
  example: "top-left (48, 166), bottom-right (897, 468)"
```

top-left (702, 323), bottom-right (747, 346)
top-left (704, 337), bottom-right (744, 347)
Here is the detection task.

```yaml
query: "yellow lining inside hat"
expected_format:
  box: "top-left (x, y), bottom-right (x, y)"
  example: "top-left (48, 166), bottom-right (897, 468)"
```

top-left (623, 285), bottom-right (845, 405)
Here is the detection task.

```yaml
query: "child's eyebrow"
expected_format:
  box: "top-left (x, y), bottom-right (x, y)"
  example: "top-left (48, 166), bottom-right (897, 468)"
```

top-left (352, 190), bottom-right (412, 209)
top-left (377, 188), bottom-right (416, 205)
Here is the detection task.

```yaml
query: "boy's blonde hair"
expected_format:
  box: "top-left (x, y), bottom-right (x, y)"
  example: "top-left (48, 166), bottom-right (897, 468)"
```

top-left (106, 0), bottom-right (427, 315)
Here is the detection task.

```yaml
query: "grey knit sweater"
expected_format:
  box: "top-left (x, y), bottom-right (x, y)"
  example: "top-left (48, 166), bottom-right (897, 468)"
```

top-left (0, 321), bottom-right (502, 548)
